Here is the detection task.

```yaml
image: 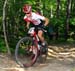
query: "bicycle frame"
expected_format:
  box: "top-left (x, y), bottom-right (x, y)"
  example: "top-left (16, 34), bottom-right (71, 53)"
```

top-left (28, 27), bottom-right (40, 50)
top-left (15, 27), bottom-right (48, 67)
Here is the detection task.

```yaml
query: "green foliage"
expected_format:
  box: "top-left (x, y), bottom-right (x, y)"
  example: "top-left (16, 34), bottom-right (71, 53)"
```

top-left (0, 38), bottom-right (7, 53)
top-left (0, 0), bottom-right (75, 53)
top-left (70, 18), bottom-right (75, 25)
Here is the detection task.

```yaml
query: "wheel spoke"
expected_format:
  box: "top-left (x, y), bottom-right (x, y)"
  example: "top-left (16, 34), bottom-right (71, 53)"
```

top-left (15, 37), bottom-right (38, 67)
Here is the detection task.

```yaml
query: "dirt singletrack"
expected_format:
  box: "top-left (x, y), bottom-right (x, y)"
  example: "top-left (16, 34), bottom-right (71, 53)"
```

top-left (0, 44), bottom-right (75, 71)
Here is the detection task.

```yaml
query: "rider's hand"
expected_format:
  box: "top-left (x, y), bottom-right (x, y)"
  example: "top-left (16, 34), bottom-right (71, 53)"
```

top-left (41, 24), bottom-right (46, 29)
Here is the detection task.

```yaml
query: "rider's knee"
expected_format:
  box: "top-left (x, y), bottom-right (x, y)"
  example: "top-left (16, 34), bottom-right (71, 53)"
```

top-left (38, 30), bottom-right (43, 36)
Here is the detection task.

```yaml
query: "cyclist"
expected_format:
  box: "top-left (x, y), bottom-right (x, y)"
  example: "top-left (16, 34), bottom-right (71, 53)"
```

top-left (23, 4), bottom-right (49, 48)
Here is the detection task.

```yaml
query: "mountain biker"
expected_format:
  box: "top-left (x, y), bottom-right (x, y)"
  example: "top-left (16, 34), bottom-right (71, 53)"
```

top-left (23, 4), bottom-right (49, 48)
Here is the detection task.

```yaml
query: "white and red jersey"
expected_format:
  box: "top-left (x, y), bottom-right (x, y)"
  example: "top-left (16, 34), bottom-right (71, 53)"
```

top-left (24, 12), bottom-right (45, 25)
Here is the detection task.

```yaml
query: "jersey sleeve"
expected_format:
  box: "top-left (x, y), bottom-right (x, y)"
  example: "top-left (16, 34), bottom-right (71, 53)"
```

top-left (23, 16), bottom-right (30, 22)
top-left (33, 13), bottom-right (45, 20)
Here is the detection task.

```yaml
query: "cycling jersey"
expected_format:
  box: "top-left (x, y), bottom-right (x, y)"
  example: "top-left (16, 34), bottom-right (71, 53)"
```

top-left (24, 12), bottom-right (45, 25)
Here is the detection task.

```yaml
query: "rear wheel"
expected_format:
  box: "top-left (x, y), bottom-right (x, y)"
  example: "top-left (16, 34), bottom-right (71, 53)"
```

top-left (15, 37), bottom-right (38, 67)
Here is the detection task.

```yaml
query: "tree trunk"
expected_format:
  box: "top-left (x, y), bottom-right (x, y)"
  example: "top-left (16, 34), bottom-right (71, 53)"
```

top-left (65, 0), bottom-right (71, 40)
top-left (56, 0), bottom-right (60, 40)
top-left (2, 0), bottom-right (11, 55)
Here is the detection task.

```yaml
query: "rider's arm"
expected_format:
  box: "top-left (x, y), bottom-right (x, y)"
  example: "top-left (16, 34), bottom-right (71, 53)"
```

top-left (33, 13), bottom-right (49, 26)
top-left (44, 17), bottom-right (49, 26)
top-left (24, 16), bottom-right (30, 29)
top-left (26, 22), bottom-right (30, 29)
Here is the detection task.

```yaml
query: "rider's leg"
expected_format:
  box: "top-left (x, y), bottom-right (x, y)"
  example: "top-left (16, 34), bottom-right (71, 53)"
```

top-left (37, 30), bottom-right (46, 46)
top-left (38, 30), bottom-right (47, 53)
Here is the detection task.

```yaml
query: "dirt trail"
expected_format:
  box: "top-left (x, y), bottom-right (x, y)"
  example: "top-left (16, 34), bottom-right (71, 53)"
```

top-left (0, 45), bottom-right (75, 71)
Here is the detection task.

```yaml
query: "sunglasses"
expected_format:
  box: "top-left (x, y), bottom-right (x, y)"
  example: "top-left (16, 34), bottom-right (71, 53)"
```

top-left (26, 13), bottom-right (30, 14)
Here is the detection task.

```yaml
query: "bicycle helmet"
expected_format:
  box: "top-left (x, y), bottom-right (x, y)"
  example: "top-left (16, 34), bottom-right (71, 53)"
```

top-left (23, 4), bottom-right (32, 14)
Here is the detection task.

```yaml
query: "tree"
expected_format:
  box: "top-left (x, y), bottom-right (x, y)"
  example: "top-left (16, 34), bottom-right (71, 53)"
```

top-left (56, 0), bottom-right (60, 40)
top-left (65, 0), bottom-right (71, 40)
top-left (2, 0), bottom-right (11, 55)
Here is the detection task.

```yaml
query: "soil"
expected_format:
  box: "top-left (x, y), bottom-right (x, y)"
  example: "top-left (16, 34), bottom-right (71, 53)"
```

top-left (0, 45), bottom-right (75, 71)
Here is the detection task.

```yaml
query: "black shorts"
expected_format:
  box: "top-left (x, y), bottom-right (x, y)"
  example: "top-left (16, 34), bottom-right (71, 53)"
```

top-left (33, 23), bottom-right (45, 34)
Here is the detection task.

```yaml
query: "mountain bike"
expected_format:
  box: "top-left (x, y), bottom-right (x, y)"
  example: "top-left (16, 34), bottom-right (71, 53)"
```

top-left (15, 27), bottom-right (48, 67)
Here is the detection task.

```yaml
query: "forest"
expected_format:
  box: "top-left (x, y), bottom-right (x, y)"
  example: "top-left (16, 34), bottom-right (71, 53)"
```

top-left (0, 0), bottom-right (75, 55)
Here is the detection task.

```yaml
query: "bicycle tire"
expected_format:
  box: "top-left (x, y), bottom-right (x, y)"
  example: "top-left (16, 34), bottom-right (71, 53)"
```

top-left (38, 42), bottom-right (48, 63)
top-left (15, 37), bottom-right (38, 67)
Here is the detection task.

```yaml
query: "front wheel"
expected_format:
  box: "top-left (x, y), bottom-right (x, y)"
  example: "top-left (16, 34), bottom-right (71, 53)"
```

top-left (15, 37), bottom-right (38, 67)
